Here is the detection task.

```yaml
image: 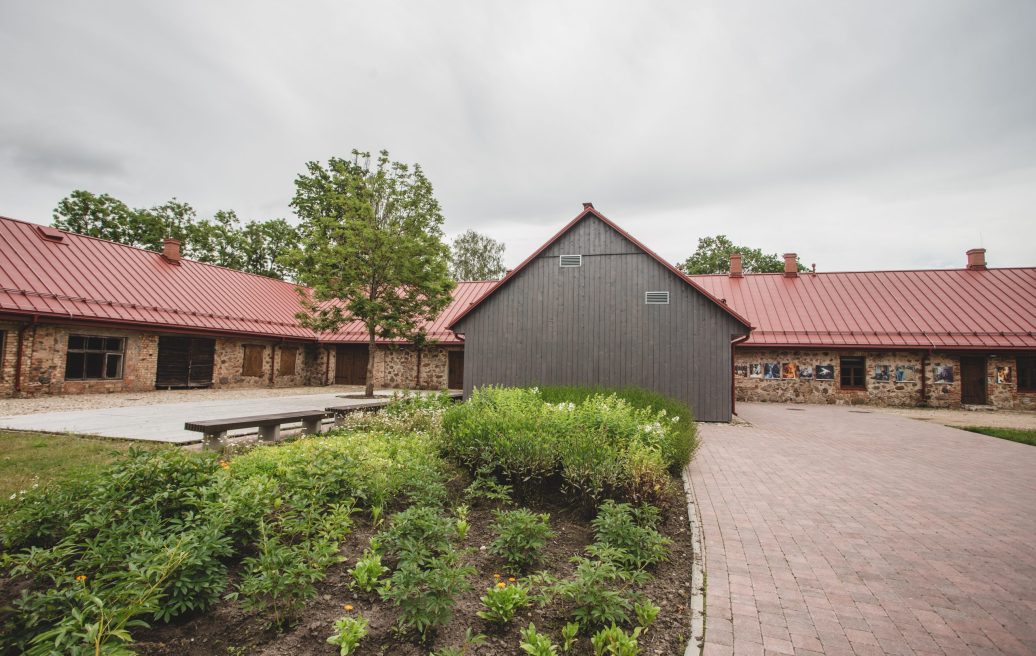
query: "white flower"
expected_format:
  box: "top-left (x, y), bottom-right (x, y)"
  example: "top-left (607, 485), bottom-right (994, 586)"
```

top-left (8, 493), bottom-right (15, 500)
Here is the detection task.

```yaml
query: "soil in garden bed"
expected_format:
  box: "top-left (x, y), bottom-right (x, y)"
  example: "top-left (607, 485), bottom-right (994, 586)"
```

top-left (133, 482), bottom-right (695, 656)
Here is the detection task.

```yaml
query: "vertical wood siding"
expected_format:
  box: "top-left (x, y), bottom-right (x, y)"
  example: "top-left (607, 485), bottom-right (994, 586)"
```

top-left (455, 215), bottom-right (748, 421)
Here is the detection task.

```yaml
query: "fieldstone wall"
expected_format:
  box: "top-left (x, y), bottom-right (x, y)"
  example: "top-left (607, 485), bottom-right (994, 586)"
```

top-left (211, 337), bottom-right (317, 389)
top-left (0, 322), bottom-right (22, 397)
top-left (371, 345), bottom-right (449, 390)
top-left (734, 349), bottom-right (1036, 410)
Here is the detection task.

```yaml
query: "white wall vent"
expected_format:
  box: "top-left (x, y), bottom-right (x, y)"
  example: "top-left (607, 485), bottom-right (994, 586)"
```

top-left (559, 254), bottom-right (582, 268)
top-left (645, 291), bottom-right (670, 305)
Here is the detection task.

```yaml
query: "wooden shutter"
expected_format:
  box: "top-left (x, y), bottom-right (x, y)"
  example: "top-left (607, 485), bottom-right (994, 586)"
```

top-left (242, 345), bottom-right (265, 377)
top-left (278, 347), bottom-right (298, 376)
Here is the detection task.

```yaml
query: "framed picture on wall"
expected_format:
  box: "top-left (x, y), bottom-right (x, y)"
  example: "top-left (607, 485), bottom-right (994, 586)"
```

top-left (749, 363), bottom-right (762, 378)
top-left (933, 364), bottom-right (954, 383)
top-left (815, 364), bottom-right (835, 380)
top-left (782, 363), bottom-right (796, 379)
top-left (873, 365), bottom-right (890, 382)
top-left (764, 363), bottom-right (781, 379)
top-left (734, 364), bottom-right (748, 378)
top-left (895, 365), bottom-right (915, 382)
top-left (797, 365), bottom-right (814, 379)
top-left (996, 366), bottom-right (1012, 384)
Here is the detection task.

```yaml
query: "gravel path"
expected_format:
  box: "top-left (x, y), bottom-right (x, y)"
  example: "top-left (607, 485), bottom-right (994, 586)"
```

top-left (0, 385), bottom-right (371, 417)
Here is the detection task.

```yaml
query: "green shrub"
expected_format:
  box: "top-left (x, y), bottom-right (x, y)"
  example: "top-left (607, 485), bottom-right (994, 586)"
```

top-left (489, 509), bottom-right (554, 572)
top-left (633, 601), bottom-right (659, 632)
top-left (590, 624), bottom-right (641, 656)
top-left (327, 614), bottom-right (368, 655)
top-left (463, 469), bottom-right (514, 506)
top-left (380, 549), bottom-right (474, 640)
top-left (477, 582), bottom-right (530, 624)
top-left (442, 386), bottom-right (687, 504)
top-left (431, 628), bottom-right (487, 656)
top-left (549, 556), bottom-right (644, 629)
top-left (379, 506), bottom-right (456, 565)
top-left (560, 621), bottom-right (580, 653)
top-left (520, 623), bottom-right (559, 656)
top-left (337, 390), bottom-right (453, 435)
top-left (590, 501), bottom-right (670, 570)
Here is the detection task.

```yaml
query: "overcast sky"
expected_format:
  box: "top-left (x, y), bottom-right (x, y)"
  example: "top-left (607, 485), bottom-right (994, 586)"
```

top-left (2, 1), bottom-right (1034, 271)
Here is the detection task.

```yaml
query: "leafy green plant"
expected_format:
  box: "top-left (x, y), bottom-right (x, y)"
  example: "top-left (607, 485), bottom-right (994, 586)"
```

top-left (455, 504), bottom-right (471, 541)
top-left (231, 522), bottom-right (341, 629)
top-left (379, 549), bottom-right (474, 640)
top-left (464, 470), bottom-right (514, 505)
top-left (560, 622), bottom-right (580, 652)
top-left (519, 623), bottom-right (559, 656)
top-left (590, 501), bottom-right (670, 570)
top-left (327, 614), bottom-right (368, 655)
top-left (378, 506), bottom-right (456, 566)
top-left (633, 601), bottom-right (659, 631)
top-left (477, 582), bottom-right (530, 624)
top-left (550, 556), bottom-right (643, 629)
top-left (350, 550), bottom-right (388, 593)
top-left (590, 624), bottom-right (641, 656)
top-left (489, 509), bottom-right (554, 572)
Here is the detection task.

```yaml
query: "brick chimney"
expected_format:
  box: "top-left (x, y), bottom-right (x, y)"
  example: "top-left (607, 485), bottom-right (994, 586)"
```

top-left (162, 238), bottom-right (182, 263)
top-left (729, 252), bottom-right (743, 278)
top-left (966, 248), bottom-right (986, 270)
top-left (783, 253), bottom-right (798, 277)
top-left (582, 202), bottom-right (594, 210)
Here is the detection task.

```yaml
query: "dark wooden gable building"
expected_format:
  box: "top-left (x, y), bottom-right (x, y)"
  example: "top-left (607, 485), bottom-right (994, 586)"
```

top-left (450, 204), bottom-right (752, 421)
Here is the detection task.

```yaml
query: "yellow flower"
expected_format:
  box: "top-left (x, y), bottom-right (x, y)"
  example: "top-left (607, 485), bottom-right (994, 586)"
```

top-left (493, 573), bottom-right (501, 579)
top-left (343, 604), bottom-right (354, 611)
top-left (508, 577), bottom-right (516, 582)
top-left (75, 575), bottom-right (87, 582)
top-left (218, 460), bottom-right (230, 470)
top-left (496, 582), bottom-right (506, 589)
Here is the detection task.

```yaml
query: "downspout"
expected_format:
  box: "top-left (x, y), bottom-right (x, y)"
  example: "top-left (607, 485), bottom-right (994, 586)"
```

top-left (730, 333), bottom-right (751, 417)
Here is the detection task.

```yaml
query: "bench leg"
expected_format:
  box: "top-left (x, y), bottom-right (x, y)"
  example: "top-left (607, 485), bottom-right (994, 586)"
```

top-left (202, 431), bottom-right (226, 451)
top-left (334, 413), bottom-right (346, 426)
top-left (258, 425), bottom-right (280, 442)
top-left (303, 417), bottom-right (323, 435)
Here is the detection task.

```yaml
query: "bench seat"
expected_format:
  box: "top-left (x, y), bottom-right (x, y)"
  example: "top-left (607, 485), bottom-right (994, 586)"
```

top-left (185, 410), bottom-right (328, 449)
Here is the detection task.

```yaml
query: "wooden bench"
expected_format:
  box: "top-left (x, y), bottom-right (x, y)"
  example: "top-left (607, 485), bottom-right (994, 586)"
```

top-left (185, 410), bottom-right (328, 450)
top-left (324, 391), bottom-right (465, 424)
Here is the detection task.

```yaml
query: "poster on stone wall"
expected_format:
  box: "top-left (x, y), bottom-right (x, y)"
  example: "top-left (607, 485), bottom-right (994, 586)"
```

top-left (797, 365), bottom-right (813, 379)
top-left (895, 365), bottom-right (915, 382)
top-left (781, 363), bottom-right (796, 379)
top-left (734, 364), bottom-right (748, 377)
top-left (873, 365), bottom-right (890, 381)
top-left (749, 364), bottom-right (762, 378)
top-left (764, 363), bottom-right (781, 379)
top-left (996, 366), bottom-right (1013, 384)
top-left (933, 364), bottom-right (953, 383)
top-left (815, 364), bottom-right (834, 380)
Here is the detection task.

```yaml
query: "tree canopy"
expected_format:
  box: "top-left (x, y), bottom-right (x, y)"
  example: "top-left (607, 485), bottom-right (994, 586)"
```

top-left (286, 150), bottom-right (455, 396)
top-left (678, 235), bottom-right (807, 274)
top-left (51, 190), bottom-right (299, 280)
top-left (449, 229), bottom-right (506, 280)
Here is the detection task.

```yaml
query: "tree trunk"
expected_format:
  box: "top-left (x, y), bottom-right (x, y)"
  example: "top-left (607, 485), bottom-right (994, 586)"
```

top-left (365, 332), bottom-right (376, 398)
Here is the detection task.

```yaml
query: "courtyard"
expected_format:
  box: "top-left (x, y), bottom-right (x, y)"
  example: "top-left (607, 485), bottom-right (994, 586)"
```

top-left (689, 403), bottom-right (1036, 656)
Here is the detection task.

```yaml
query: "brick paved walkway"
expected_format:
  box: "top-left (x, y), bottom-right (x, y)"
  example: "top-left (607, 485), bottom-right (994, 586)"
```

top-left (688, 403), bottom-right (1036, 656)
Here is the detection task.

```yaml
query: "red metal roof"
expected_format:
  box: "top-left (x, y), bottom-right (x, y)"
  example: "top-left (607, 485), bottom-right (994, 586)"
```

top-left (319, 280), bottom-right (496, 345)
top-left (690, 269), bottom-right (1036, 350)
top-left (448, 205), bottom-right (753, 330)
top-left (0, 215), bottom-right (490, 345)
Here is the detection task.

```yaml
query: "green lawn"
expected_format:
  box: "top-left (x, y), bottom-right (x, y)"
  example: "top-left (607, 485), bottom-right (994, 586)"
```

top-left (960, 426), bottom-right (1036, 446)
top-left (0, 430), bottom-right (165, 498)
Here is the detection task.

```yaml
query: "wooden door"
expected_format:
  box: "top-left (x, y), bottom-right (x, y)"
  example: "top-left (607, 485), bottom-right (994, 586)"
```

top-left (448, 350), bottom-right (464, 389)
top-left (960, 356), bottom-right (987, 405)
top-left (335, 344), bottom-right (369, 385)
top-left (156, 336), bottom-right (215, 388)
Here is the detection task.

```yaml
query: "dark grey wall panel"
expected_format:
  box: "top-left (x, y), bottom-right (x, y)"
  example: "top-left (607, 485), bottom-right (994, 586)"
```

top-left (455, 215), bottom-right (748, 421)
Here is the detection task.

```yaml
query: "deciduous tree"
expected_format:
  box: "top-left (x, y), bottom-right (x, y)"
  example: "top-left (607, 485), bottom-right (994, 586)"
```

top-left (287, 150), bottom-right (455, 397)
top-left (449, 230), bottom-right (506, 280)
top-left (678, 235), bottom-right (807, 274)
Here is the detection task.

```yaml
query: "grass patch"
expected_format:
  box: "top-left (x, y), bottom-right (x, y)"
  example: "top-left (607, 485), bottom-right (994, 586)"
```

top-left (959, 426), bottom-right (1036, 446)
top-left (0, 430), bottom-right (166, 498)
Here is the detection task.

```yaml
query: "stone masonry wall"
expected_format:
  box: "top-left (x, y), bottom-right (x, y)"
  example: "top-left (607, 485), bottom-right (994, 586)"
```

top-left (371, 346), bottom-right (449, 390)
top-left (735, 348), bottom-right (1036, 410)
top-left (211, 337), bottom-right (318, 389)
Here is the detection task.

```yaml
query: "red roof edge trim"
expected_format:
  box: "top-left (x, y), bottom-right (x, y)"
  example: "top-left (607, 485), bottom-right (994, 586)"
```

top-left (447, 206), bottom-right (753, 330)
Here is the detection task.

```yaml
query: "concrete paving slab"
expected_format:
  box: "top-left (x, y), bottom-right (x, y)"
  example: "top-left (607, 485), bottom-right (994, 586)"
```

top-left (0, 392), bottom-right (397, 443)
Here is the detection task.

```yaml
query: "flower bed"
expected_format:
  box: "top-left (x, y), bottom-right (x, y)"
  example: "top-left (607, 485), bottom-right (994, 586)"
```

top-left (0, 388), bottom-right (697, 655)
